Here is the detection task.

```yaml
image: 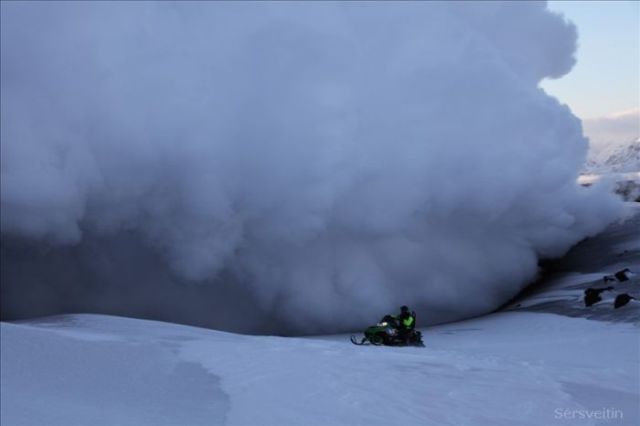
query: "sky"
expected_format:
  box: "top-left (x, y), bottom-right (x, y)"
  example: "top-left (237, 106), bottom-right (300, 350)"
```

top-left (542, 1), bottom-right (639, 119)
top-left (541, 1), bottom-right (639, 146)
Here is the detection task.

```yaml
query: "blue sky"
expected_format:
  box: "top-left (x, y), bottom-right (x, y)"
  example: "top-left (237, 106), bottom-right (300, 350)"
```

top-left (541, 1), bottom-right (639, 119)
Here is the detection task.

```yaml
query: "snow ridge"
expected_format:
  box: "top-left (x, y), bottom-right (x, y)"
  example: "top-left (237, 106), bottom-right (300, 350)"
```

top-left (586, 138), bottom-right (640, 174)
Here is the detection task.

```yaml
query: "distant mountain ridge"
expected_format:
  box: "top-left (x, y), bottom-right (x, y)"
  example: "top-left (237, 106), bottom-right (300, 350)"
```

top-left (586, 138), bottom-right (640, 174)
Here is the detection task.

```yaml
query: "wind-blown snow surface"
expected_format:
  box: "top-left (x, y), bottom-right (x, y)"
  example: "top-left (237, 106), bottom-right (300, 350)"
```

top-left (0, 1), bottom-right (623, 332)
top-left (2, 313), bottom-right (638, 426)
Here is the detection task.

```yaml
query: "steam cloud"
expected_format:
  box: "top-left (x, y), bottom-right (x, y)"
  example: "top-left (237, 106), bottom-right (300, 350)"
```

top-left (0, 2), bottom-right (623, 333)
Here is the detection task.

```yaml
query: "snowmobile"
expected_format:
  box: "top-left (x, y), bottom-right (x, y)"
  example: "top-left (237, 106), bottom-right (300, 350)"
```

top-left (350, 315), bottom-right (424, 347)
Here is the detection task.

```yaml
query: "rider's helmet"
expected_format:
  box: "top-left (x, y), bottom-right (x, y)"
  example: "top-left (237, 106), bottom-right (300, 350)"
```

top-left (400, 305), bottom-right (409, 314)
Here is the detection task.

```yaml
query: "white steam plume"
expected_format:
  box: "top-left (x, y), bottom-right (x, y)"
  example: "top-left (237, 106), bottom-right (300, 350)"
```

top-left (0, 1), bottom-right (623, 332)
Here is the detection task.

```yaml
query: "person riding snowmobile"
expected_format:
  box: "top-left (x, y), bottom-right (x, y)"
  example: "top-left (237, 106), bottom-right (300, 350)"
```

top-left (393, 305), bottom-right (415, 344)
top-left (350, 306), bottom-right (424, 347)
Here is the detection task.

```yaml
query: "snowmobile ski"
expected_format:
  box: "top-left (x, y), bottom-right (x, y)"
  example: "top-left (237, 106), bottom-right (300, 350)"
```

top-left (350, 335), bottom-right (368, 345)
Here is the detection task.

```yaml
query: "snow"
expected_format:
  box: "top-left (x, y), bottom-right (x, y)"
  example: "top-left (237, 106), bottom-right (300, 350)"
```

top-left (2, 208), bottom-right (639, 426)
top-left (585, 138), bottom-right (640, 175)
top-left (0, 1), bottom-right (624, 331)
top-left (578, 172), bottom-right (640, 186)
top-left (2, 311), bottom-right (638, 426)
top-left (1, 317), bottom-right (229, 426)
top-left (580, 138), bottom-right (639, 204)
top-left (504, 203), bottom-right (639, 324)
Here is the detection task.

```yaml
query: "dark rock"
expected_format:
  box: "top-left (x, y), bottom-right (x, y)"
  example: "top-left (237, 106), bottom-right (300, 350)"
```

top-left (584, 286), bottom-right (614, 307)
top-left (614, 268), bottom-right (631, 282)
top-left (614, 294), bottom-right (635, 309)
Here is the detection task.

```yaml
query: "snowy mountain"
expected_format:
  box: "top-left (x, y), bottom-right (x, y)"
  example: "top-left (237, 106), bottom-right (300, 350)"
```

top-left (2, 206), bottom-right (639, 426)
top-left (586, 138), bottom-right (640, 174)
top-left (581, 139), bottom-right (640, 202)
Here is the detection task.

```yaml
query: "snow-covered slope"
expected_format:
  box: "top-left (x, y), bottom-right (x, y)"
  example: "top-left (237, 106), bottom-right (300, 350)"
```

top-left (505, 203), bottom-right (640, 323)
top-left (2, 312), bottom-right (638, 426)
top-left (586, 139), bottom-right (640, 174)
top-left (2, 211), bottom-right (639, 426)
top-left (581, 140), bottom-right (640, 201)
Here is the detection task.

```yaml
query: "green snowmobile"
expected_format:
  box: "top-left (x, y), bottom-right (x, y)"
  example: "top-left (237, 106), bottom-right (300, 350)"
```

top-left (350, 314), bottom-right (424, 347)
